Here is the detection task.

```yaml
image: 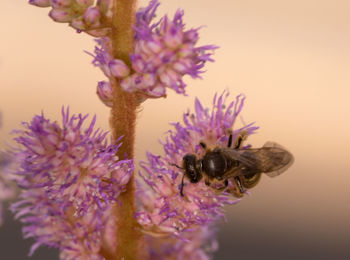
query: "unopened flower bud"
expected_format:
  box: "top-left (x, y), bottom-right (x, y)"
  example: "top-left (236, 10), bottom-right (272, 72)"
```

top-left (49, 8), bottom-right (73, 23)
top-left (159, 68), bottom-right (178, 86)
top-left (84, 6), bottom-right (101, 25)
top-left (178, 43), bottom-right (194, 58)
top-left (96, 81), bottom-right (113, 107)
top-left (146, 39), bottom-right (163, 54)
top-left (51, 0), bottom-right (72, 9)
top-left (131, 55), bottom-right (145, 72)
top-left (109, 59), bottom-right (130, 78)
top-left (70, 17), bottom-right (86, 30)
top-left (173, 59), bottom-right (191, 74)
top-left (121, 76), bottom-right (137, 92)
top-left (29, 0), bottom-right (51, 7)
top-left (184, 29), bottom-right (199, 42)
top-left (163, 23), bottom-right (184, 49)
top-left (150, 84), bottom-right (166, 97)
top-left (142, 73), bottom-right (156, 88)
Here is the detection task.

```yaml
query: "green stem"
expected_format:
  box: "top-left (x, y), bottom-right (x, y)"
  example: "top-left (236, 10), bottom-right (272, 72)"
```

top-left (102, 0), bottom-right (142, 259)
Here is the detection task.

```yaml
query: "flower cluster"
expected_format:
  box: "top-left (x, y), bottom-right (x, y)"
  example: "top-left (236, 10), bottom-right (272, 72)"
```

top-left (119, 0), bottom-right (218, 97)
top-left (90, 0), bottom-right (218, 105)
top-left (29, 0), bottom-right (113, 37)
top-left (10, 107), bottom-right (133, 257)
top-left (136, 92), bottom-right (259, 242)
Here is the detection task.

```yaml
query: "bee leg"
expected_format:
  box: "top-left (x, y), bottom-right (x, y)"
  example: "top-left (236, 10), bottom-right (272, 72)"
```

top-left (224, 179), bottom-right (229, 188)
top-left (180, 174), bottom-right (185, 197)
top-left (206, 178), bottom-right (224, 194)
top-left (199, 141), bottom-right (207, 149)
top-left (216, 179), bottom-right (229, 191)
top-left (234, 135), bottom-right (243, 149)
top-left (228, 176), bottom-right (245, 197)
top-left (234, 131), bottom-right (248, 149)
top-left (205, 178), bottom-right (211, 186)
top-left (236, 177), bottom-right (245, 193)
top-left (228, 134), bottom-right (233, 148)
top-left (209, 180), bottom-right (229, 195)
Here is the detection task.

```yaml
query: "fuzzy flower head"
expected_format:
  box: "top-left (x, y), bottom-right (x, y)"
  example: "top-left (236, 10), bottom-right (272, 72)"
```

top-left (89, 0), bottom-right (218, 105)
top-left (136, 92), bottom-right (259, 238)
top-left (29, 0), bottom-right (113, 37)
top-left (10, 107), bottom-right (133, 257)
top-left (121, 0), bottom-right (218, 97)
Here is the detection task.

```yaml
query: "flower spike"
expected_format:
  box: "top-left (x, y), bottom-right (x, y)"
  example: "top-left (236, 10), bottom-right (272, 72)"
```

top-left (10, 108), bottom-right (133, 257)
top-left (137, 92), bottom-right (258, 239)
top-left (88, 0), bottom-right (218, 104)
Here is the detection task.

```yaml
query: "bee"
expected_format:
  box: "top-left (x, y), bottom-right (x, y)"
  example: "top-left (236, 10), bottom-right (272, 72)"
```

top-left (173, 132), bottom-right (294, 197)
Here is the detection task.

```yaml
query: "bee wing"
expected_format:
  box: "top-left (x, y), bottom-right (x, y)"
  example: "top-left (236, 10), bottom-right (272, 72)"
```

top-left (261, 141), bottom-right (294, 177)
top-left (221, 141), bottom-right (294, 178)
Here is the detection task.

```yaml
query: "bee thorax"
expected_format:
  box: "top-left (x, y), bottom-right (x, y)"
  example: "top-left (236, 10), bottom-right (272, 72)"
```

top-left (202, 151), bottom-right (228, 179)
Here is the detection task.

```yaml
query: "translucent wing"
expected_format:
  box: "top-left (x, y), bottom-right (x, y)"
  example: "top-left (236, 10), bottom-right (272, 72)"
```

top-left (261, 141), bottom-right (294, 177)
top-left (221, 141), bottom-right (294, 178)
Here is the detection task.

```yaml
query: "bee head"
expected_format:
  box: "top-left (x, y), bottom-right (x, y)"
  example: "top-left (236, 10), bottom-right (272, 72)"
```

top-left (182, 154), bottom-right (202, 183)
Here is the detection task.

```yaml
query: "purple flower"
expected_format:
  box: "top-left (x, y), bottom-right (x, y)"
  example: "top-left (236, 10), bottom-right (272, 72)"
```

top-left (136, 92), bottom-right (259, 238)
top-left (119, 0), bottom-right (218, 97)
top-left (30, 0), bottom-right (113, 36)
top-left (88, 0), bottom-right (218, 102)
top-left (10, 107), bottom-right (133, 257)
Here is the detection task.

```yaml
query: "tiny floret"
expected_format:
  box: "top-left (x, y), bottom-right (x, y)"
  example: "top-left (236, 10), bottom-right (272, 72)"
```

top-left (96, 81), bottom-right (113, 107)
top-left (109, 59), bottom-right (130, 78)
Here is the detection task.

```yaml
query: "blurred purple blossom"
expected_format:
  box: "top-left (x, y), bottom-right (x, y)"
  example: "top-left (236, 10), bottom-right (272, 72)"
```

top-left (88, 0), bottom-right (218, 104)
top-left (120, 0), bottom-right (218, 97)
top-left (29, 0), bottom-right (113, 37)
top-left (136, 92), bottom-right (259, 241)
top-left (9, 107), bottom-right (133, 257)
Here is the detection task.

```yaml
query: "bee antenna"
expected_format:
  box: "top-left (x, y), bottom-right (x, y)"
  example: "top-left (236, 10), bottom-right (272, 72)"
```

top-left (169, 162), bottom-right (183, 169)
top-left (228, 134), bottom-right (233, 148)
top-left (168, 162), bottom-right (185, 196)
top-left (180, 174), bottom-right (185, 197)
top-left (199, 142), bottom-right (207, 149)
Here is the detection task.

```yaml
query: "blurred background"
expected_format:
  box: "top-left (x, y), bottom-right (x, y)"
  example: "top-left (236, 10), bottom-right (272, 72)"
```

top-left (1, 0), bottom-right (349, 259)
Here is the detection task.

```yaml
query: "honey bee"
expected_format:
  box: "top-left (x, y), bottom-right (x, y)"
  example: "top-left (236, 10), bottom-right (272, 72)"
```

top-left (174, 132), bottom-right (294, 197)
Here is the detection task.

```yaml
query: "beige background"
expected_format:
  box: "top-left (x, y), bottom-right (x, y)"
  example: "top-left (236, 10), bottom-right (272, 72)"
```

top-left (1, 0), bottom-right (350, 259)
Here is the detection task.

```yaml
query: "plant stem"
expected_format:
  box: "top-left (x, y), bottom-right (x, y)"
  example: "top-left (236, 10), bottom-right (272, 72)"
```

top-left (105, 0), bottom-right (141, 259)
